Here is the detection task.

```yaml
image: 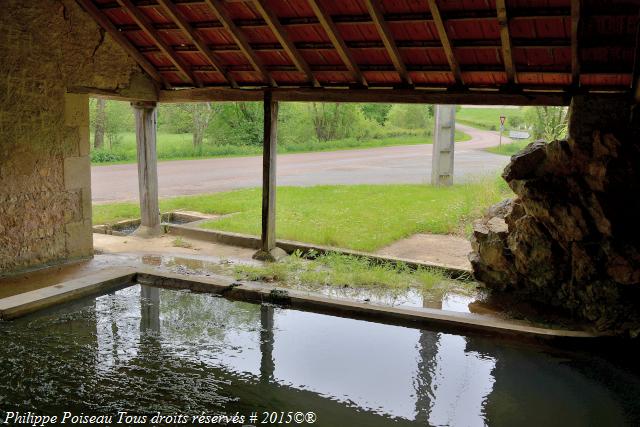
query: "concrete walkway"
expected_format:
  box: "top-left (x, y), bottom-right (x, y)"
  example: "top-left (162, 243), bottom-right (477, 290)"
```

top-left (376, 234), bottom-right (472, 270)
top-left (92, 124), bottom-right (511, 203)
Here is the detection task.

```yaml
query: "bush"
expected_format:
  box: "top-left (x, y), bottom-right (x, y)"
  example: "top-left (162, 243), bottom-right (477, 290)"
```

top-left (90, 150), bottom-right (130, 163)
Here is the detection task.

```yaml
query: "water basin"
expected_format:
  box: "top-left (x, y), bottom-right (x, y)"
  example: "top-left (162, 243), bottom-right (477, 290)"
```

top-left (0, 284), bottom-right (638, 426)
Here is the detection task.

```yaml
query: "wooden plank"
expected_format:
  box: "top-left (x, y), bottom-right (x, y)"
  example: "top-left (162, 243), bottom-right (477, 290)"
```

top-left (253, 0), bottom-right (320, 87)
top-left (307, 0), bottom-right (368, 87)
top-left (496, 0), bottom-right (516, 84)
top-left (159, 87), bottom-right (571, 105)
top-left (132, 101), bottom-right (162, 235)
top-left (76, 0), bottom-right (166, 86)
top-left (571, 0), bottom-right (581, 86)
top-left (156, 0), bottom-right (238, 88)
top-left (204, 0), bottom-right (276, 86)
top-left (363, 0), bottom-right (412, 86)
top-left (117, 0), bottom-right (199, 85)
top-left (261, 90), bottom-right (278, 252)
top-left (67, 86), bottom-right (158, 102)
top-left (426, 0), bottom-right (463, 85)
top-left (632, 9), bottom-right (640, 101)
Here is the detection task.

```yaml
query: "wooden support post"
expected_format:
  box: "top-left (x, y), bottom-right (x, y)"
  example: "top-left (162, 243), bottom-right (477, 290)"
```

top-left (431, 105), bottom-right (456, 186)
top-left (132, 101), bottom-right (162, 236)
top-left (254, 91), bottom-right (286, 261)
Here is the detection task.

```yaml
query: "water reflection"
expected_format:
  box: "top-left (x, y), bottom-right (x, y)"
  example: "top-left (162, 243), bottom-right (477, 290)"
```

top-left (0, 285), bottom-right (637, 426)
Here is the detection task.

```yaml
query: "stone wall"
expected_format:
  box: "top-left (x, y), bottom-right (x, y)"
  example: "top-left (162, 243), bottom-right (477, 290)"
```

top-left (0, 0), bottom-right (156, 274)
top-left (470, 96), bottom-right (640, 335)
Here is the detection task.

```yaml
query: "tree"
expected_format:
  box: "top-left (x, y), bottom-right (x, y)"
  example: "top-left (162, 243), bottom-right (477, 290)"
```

top-left (387, 104), bottom-right (432, 129)
top-left (173, 103), bottom-right (221, 150)
top-left (361, 103), bottom-right (392, 126)
top-left (94, 98), bottom-right (106, 149)
top-left (308, 103), bottom-right (370, 141)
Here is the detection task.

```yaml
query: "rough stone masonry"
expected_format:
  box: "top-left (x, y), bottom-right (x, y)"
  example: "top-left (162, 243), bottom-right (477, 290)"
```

top-left (0, 0), bottom-right (156, 274)
top-left (470, 96), bottom-right (640, 335)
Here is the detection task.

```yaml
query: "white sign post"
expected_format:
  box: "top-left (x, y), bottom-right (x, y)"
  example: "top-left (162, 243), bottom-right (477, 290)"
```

top-left (499, 115), bottom-right (506, 148)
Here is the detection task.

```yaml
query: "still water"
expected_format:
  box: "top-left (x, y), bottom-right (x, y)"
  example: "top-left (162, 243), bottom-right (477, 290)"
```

top-left (0, 285), bottom-right (638, 426)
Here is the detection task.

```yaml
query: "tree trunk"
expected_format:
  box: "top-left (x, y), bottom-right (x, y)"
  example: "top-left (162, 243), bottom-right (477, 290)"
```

top-left (94, 98), bottom-right (106, 150)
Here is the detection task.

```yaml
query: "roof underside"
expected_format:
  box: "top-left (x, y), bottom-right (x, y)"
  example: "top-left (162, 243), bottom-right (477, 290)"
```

top-left (79, 0), bottom-right (640, 102)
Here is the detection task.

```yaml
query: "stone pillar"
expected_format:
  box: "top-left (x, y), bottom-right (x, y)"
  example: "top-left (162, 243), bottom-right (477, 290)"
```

top-left (132, 101), bottom-right (161, 237)
top-left (253, 91), bottom-right (286, 261)
top-left (63, 93), bottom-right (94, 260)
top-left (431, 105), bottom-right (456, 186)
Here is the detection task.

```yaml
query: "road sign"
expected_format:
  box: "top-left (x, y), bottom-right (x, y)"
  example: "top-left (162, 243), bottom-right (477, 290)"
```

top-left (499, 115), bottom-right (506, 126)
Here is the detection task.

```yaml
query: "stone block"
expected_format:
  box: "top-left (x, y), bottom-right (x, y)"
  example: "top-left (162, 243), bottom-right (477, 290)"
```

top-left (78, 125), bottom-right (90, 156)
top-left (64, 156), bottom-right (90, 191)
top-left (81, 187), bottom-right (92, 221)
top-left (65, 219), bottom-right (93, 258)
top-left (64, 93), bottom-right (89, 127)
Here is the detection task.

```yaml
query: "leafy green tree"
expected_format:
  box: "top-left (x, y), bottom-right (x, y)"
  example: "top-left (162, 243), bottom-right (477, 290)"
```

top-left (360, 103), bottom-right (392, 126)
top-left (387, 104), bottom-right (433, 129)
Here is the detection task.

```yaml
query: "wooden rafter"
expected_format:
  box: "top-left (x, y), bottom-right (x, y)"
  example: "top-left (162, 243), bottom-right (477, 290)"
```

top-left (426, 0), bottom-right (463, 85)
top-left (363, 0), bottom-right (412, 87)
top-left (76, 0), bottom-right (166, 87)
top-left (156, 0), bottom-right (238, 88)
top-left (252, 0), bottom-right (320, 87)
top-left (496, 0), bottom-right (516, 84)
top-left (307, 0), bottom-right (368, 87)
top-left (204, 0), bottom-right (275, 86)
top-left (570, 0), bottom-right (581, 86)
top-left (634, 10), bottom-right (640, 101)
top-left (117, 0), bottom-right (199, 86)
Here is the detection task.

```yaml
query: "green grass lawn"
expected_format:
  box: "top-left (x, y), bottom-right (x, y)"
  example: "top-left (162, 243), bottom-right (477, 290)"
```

top-left (457, 107), bottom-right (527, 131)
top-left (485, 140), bottom-right (532, 156)
top-left (91, 130), bottom-right (471, 165)
top-left (93, 177), bottom-right (511, 252)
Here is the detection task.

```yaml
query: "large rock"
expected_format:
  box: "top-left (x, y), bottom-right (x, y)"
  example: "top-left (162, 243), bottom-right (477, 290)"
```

top-left (470, 125), bottom-right (640, 335)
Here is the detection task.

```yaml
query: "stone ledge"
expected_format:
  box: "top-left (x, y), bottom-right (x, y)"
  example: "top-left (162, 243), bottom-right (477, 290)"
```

top-left (0, 268), bottom-right (136, 320)
top-left (0, 265), bottom-right (606, 340)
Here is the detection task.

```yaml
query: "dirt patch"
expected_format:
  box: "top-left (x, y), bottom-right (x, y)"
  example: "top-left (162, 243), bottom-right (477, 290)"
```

top-left (376, 233), bottom-right (472, 270)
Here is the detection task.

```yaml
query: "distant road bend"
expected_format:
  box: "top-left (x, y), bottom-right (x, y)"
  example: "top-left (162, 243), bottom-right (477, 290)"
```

top-left (92, 123), bottom-right (511, 203)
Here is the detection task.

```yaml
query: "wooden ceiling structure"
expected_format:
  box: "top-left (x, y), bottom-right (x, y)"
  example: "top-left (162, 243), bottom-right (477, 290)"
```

top-left (77, 0), bottom-right (640, 105)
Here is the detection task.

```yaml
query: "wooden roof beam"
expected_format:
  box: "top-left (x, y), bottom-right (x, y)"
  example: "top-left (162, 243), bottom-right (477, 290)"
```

top-left (496, 0), bottom-right (516, 85)
top-left (306, 0), bottom-right (368, 87)
top-left (252, 0), bottom-right (320, 87)
top-left (204, 0), bottom-right (276, 86)
top-left (571, 0), bottom-right (581, 87)
top-left (363, 0), bottom-right (412, 87)
top-left (159, 87), bottom-right (570, 106)
top-left (157, 0), bottom-right (238, 88)
top-left (426, 0), bottom-right (464, 86)
top-left (117, 0), bottom-right (200, 86)
top-left (76, 0), bottom-right (167, 87)
top-left (633, 9), bottom-right (640, 102)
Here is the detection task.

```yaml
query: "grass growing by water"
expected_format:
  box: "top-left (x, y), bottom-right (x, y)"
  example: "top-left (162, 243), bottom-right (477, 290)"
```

top-left (91, 130), bottom-right (470, 165)
top-left (234, 251), bottom-right (475, 296)
top-left (93, 176), bottom-right (511, 252)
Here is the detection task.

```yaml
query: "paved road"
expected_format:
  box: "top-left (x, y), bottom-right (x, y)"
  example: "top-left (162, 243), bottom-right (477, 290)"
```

top-left (91, 123), bottom-right (511, 203)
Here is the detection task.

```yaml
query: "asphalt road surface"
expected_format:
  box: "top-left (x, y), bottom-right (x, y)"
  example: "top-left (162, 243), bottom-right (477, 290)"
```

top-left (92, 123), bottom-right (512, 203)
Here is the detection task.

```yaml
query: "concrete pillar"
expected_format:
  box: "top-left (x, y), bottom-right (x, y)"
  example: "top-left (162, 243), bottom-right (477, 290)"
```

top-left (132, 101), bottom-right (161, 236)
top-left (431, 105), bottom-right (456, 186)
top-left (253, 91), bottom-right (286, 261)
